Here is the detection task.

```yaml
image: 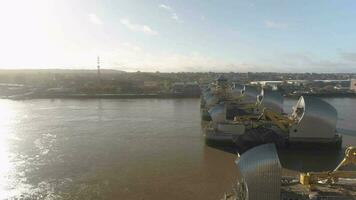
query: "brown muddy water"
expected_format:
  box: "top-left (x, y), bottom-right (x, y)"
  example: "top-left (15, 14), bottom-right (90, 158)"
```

top-left (0, 98), bottom-right (355, 199)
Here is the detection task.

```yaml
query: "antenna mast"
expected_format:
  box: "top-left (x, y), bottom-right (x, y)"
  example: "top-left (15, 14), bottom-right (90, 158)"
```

top-left (97, 56), bottom-right (101, 83)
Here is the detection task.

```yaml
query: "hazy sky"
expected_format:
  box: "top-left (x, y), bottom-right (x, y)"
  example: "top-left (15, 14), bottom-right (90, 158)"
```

top-left (1, 0), bottom-right (356, 72)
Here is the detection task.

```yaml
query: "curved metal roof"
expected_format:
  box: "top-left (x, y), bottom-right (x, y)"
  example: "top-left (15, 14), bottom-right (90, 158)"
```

top-left (205, 94), bottom-right (219, 107)
top-left (233, 83), bottom-right (244, 90)
top-left (257, 89), bottom-right (284, 113)
top-left (235, 143), bottom-right (281, 200)
top-left (208, 103), bottom-right (226, 123)
top-left (216, 74), bottom-right (228, 82)
top-left (290, 96), bottom-right (337, 139)
top-left (231, 86), bottom-right (244, 99)
top-left (202, 90), bottom-right (212, 99)
top-left (241, 85), bottom-right (260, 103)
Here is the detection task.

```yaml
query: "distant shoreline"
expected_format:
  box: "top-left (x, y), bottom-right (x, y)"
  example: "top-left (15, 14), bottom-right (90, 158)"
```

top-left (3, 93), bottom-right (201, 100)
top-left (3, 91), bottom-right (356, 100)
top-left (286, 92), bottom-right (356, 99)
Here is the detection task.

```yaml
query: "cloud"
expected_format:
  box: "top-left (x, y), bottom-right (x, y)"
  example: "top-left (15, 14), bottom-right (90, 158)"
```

top-left (171, 13), bottom-right (179, 21)
top-left (275, 52), bottom-right (356, 73)
top-left (100, 48), bottom-right (269, 72)
top-left (159, 4), bottom-right (172, 11)
top-left (88, 13), bottom-right (103, 25)
top-left (120, 18), bottom-right (158, 35)
top-left (264, 20), bottom-right (287, 29)
top-left (123, 42), bottom-right (142, 52)
top-left (159, 4), bottom-right (183, 23)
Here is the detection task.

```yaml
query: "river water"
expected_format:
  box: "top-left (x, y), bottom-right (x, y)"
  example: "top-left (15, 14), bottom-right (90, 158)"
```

top-left (0, 98), bottom-right (355, 199)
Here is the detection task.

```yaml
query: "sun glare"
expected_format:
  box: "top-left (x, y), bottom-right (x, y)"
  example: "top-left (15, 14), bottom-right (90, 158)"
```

top-left (0, 100), bottom-right (18, 199)
top-left (0, 0), bottom-right (72, 69)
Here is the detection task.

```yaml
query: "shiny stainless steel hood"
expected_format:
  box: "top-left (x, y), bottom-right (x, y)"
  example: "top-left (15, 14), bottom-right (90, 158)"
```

top-left (235, 143), bottom-right (281, 200)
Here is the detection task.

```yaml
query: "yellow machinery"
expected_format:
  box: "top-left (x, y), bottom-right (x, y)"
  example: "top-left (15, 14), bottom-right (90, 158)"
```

top-left (257, 108), bottom-right (294, 132)
top-left (233, 96), bottom-right (342, 146)
top-left (234, 108), bottom-right (295, 132)
top-left (300, 146), bottom-right (356, 185)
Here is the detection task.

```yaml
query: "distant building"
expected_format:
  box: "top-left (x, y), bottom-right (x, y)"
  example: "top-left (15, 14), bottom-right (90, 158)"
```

top-left (184, 82), bottom-right (201, 96)
top-left (141, 81), bottom-right (160, 92)
top-left (143, 81), bottom-right (159, 87)
top-left (251, 79), bottom-right (350, 88)
top-left (172, 82), bottom-right (200, 97)
top-left (172, 82), bottom-right (185, 93)
top-left (250, 81), bottom-right (284, 89)
top-left (351, 79), bottom-right (356, 91)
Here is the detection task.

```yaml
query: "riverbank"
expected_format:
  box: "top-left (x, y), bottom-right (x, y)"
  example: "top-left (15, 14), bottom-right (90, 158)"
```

top-left (5, 91), bottom-right (356, 100)
top-left (286, 92), bottom-right (356, 99)
top-left (3, 93), bottom-right (201, 100)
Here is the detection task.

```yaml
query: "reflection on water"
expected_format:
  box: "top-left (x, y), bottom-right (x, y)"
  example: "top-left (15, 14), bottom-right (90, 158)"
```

top-left (0, 100), bottom-right (34, 199)
top-left (0, 99), bottom-right (238, 199)
top-left (0, 101), bottom-right (14, 199)
top-left (0, 98), bottom-right (354, 199)
top-left (278, 148), bottom-right (343, 172)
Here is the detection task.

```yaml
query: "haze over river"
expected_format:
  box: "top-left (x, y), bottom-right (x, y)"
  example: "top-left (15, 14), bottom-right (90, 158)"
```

top-left (0, 98), bottom-right (355, 199)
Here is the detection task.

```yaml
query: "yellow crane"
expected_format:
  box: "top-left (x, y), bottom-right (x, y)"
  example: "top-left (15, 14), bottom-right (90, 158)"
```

top-left (300, 146), bottom-right (356, 185)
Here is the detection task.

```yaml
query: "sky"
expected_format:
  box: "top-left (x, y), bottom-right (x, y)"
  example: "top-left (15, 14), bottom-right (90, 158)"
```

top-left (1, 0), bottom-right (356, 73)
